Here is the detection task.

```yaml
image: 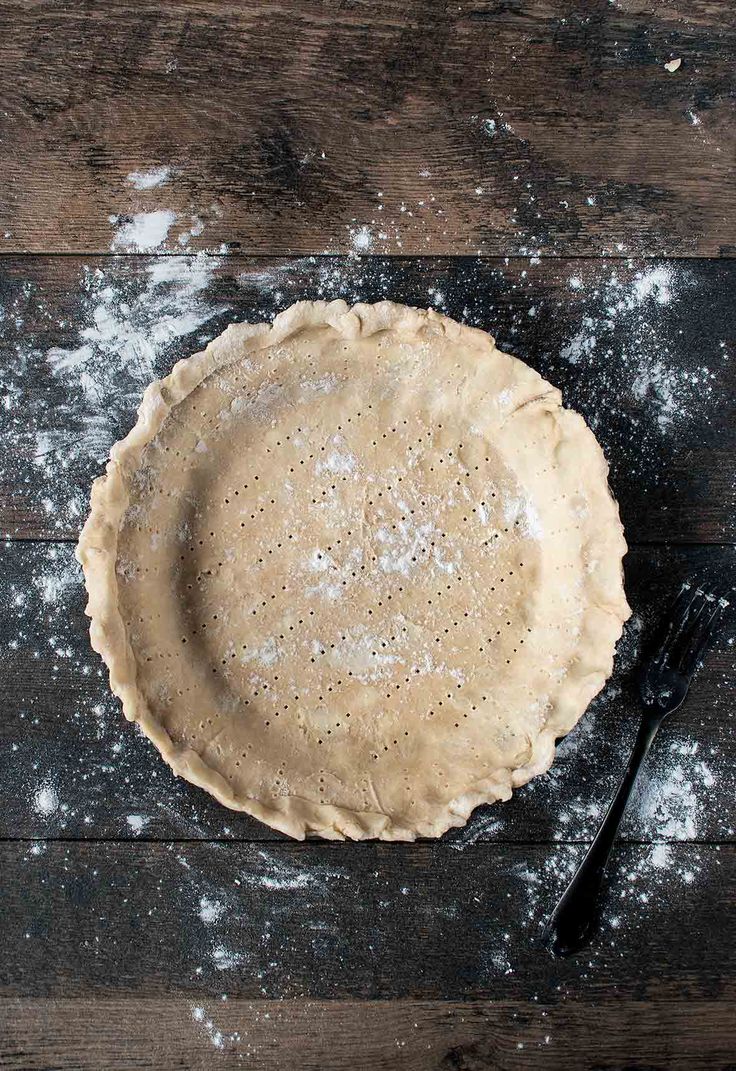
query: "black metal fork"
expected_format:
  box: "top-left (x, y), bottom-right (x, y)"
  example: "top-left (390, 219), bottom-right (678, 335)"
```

top-left (545, 581), bottom-right (729, 958)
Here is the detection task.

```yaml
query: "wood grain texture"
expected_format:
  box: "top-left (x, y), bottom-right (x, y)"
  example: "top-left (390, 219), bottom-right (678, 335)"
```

top-left (3, 997), bottom-right (735, 1070)
top-left (2, 255), bottom-right (734, 543)
top-left (1, 1), bottom-right (734, 1064)
top-left (0, 1), bottom-right (734, 256)
top-left (2, 538), bottom-right (734, 844)
top-left (1, 841), bottom-right (734, 1001)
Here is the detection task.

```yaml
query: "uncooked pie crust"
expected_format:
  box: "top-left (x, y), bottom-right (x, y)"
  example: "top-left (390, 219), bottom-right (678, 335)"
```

top-left (77, 300), bottom-right (630, 840)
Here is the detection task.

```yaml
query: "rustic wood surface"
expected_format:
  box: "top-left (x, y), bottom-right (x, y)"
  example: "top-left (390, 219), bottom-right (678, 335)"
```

top-left (4, 998), bottom-right (735, 1071)
top-left (1, 255), bottom-right (734, 544)
top-left (2, 842), bottom-right (734, 1000)
top-left (1, 1), bottom-right (735, 1068)
top-left (2, 541), bottom-right (734, 843)
top-left (0, 1), bottom-right (734, 257)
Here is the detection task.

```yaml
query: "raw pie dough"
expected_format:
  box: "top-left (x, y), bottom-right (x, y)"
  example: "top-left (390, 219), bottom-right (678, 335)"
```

top-left (78, 300), bottom-right (630, 840)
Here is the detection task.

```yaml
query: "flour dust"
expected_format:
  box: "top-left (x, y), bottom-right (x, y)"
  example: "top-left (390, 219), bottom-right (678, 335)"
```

top-left (13, 244), bottom-right (707, 541)
top-left (2, 232), bottom-right (231, 534)
top-left (2, 172), bottom-right (732, 999)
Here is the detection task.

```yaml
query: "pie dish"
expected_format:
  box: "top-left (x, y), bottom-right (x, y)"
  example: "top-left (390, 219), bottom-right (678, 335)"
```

top-left (77, 300), bottom-right (630, 840)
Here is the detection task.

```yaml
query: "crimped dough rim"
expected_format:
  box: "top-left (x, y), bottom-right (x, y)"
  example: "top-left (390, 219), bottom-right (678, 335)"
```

top-left (77, 300), bottom-right (630, 840)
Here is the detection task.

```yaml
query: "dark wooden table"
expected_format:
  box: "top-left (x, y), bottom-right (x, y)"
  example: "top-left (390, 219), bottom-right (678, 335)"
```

top-left (1, 3), bottom-right (735, 1068)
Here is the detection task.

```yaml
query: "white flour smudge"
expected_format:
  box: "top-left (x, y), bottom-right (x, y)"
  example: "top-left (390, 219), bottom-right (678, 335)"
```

top-left (650, 842), bottom-right (673, 868)
top-left (199, 896), bottom-right (225, 924)
top-left (502, 497), bottom-right (544, 540)
top-left (110, 209), bottom-right (177, 251)
top-left (629, 742), bottom-right (715, 840)
top-left (375, 518), bottom-right (460, 577)
top-left (178, 215), bottom-right (205, 248)
top-left (243, 852), bottom-right (317, 891)
top-left (559, 315), bottom-right (597, 364)
top-left (241, 636), bottom-right (280, 668)
top-left (618, 841), bottom-right (701, 901)
top-left (211, 944), bottom-right (244, 970)
top-left (237, 850), bottom-right (346, 893)
top-left (127, 166), bottom-right (172, 191)
top-left (350, 224), bottom-right (373, 253)
top-left (556, 263), bottom-right (716, 438)
top-left (31, 245), bottom-right (228, 531)
top-left (31, 550), bottom-right (81, 605)
top-left (450, 810), bottom-right (503, 850)
top-left (126, 814), bottom-right (148, 835)
top-left (632, 265), bottom-right (673, 304)
top-left (315, 451), bottom-right (357, 476)
top-left (631, 359), bottom-right (692, 430)
top-left (32, 784), bottom-right (59, 817)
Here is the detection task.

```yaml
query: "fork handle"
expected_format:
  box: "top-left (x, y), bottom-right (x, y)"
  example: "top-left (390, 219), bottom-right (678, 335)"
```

top-left (547, 714), bottom-right (660, 956)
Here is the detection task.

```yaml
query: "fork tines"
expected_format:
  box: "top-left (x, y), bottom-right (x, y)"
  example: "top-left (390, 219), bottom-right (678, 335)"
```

top-left (653, 580), bottom-right (729, 679)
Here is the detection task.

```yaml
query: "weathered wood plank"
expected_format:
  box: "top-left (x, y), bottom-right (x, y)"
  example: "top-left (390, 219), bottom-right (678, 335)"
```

top-left (1, 255), bottom-right (734, 543)
top-left (0, 1), bottom-right (733, 256)
top-left (2, 540), bottom-right (734, 844)
top-left (1, 841), bottom-right (733, 1001)
top-left (2, 997), bottom-right (735, 1070)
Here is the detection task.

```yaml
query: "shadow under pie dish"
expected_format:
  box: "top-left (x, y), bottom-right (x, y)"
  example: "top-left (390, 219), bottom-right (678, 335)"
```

top-left (77, 299), bottom-right (630, 840)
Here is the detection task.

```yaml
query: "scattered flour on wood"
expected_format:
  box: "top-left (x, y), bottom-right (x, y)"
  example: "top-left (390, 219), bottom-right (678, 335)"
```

top-left (32, 783), bottom-right (59, 816)
top-left (126, 814), bottom-right (149, 835)
top-left (30, 243), bottom-right (228, 531)
top-left (241, 850), bottom-right (347, 893)
top-left (628, 741), bottom-right (718, 840)
top-left (191, 1004), bottom-right (240, 1051)
top-left (110, 209), bottom-right (177, 251)
top-left (127, 166), bottom-right (172, 190)
top-left (2, 192), bottom-right (729, 980)
top-left (449, 810), bottom-right (503, 850)
top-left (211, 944), bottom-right (245, 970)
top-left (199, 896), bottom-right (225, 924)
top-left (349, 224), bottom-right (374, 253)
top-left (556, 263), bottom-right (717, 437)
top-left (178, 215), bottom-right (206, 247)
top-left (31, 548), bottom-right (81, 604)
